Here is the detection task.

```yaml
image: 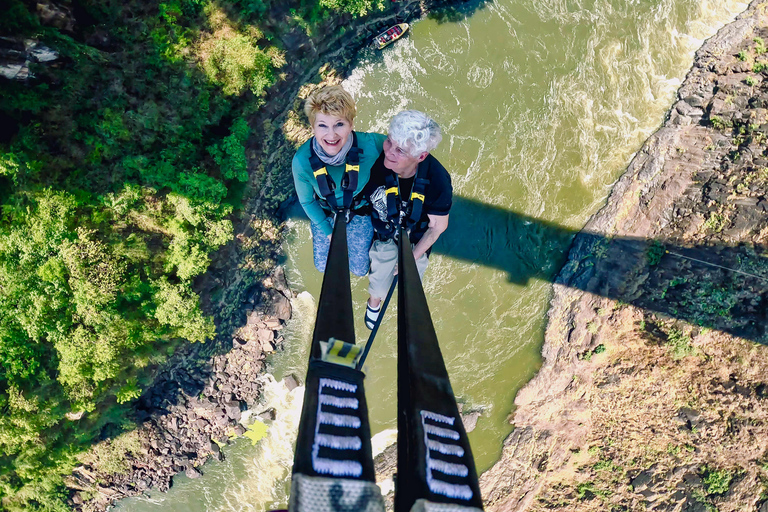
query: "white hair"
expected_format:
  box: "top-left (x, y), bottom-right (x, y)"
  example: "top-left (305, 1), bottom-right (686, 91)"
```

top-left (388, 110), bottom-right (442, 158)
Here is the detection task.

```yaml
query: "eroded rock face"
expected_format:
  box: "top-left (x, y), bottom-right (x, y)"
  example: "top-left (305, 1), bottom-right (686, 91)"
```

top-left (481, 2), bottom-right (768, 511)
top-left (36, 0), bottom-right (75, 32)
top-left (68, 267), bottom-right (292, 511)
top-left (0, 37), bottom-right (59, 81)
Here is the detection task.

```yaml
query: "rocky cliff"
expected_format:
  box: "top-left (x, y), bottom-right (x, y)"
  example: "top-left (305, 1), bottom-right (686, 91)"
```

top-left (480, 2), bottom-right (768, 511)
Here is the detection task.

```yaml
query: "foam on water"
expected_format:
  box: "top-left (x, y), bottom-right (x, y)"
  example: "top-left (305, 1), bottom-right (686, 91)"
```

top-left (212, 375), bottom-right (305, 511)
top-left (113, 375), bottom-right (305, 512)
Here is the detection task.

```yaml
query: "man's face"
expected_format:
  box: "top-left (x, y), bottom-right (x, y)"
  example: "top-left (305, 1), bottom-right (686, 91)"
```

top-left (382, 137), bottom-right (426, 176)
top-left (313, 113), bottom-right (353, 156)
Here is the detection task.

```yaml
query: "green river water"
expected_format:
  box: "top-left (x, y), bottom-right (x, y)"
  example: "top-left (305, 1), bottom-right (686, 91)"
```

top-left (116, 0), bottom-right (747, 509)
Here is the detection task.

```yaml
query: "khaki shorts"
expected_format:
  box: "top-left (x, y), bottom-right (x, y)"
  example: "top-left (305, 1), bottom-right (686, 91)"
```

top-left (368, 239), bottom-right (429, 299)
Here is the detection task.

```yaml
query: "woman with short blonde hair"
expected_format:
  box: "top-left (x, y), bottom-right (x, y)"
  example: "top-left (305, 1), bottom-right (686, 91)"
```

top-left (291, 85), bottom-right (386, 276)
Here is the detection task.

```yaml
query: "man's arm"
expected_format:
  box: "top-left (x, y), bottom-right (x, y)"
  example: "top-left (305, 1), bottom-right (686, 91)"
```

top-left (412, 213), bottom-right (449, 261)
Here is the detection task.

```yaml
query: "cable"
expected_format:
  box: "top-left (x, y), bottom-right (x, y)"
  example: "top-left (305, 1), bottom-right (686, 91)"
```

top-left (356, 275), bottom-right (398, 371)
top-left (664, 249), bottom-right (768, 283)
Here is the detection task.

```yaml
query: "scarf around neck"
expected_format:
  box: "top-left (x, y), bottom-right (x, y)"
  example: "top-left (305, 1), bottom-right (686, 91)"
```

top-left (312, 133), bottom-right (354, 167)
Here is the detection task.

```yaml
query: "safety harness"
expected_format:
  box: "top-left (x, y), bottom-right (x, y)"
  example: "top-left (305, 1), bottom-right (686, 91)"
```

top-left (308, 132), bottom-right (362, 213)
top-left (380, 158), bottom-right (430, 240)
top-left (287, 217), bottom-right (484, 512)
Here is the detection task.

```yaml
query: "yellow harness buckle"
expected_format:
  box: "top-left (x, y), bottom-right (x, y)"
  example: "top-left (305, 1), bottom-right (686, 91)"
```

top-left (313, 167), bottom-right (328, 177)
top-left (386, 186), bottom-right (398, 196)
top-left (319, 338), bottom-right (362, 368)
top-left (346, 164), bottom-right (360, 172)
top-left (410, 192), bottom-right (425, 202)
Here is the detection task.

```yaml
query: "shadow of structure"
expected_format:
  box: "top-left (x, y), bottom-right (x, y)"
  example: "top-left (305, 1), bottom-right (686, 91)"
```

top-left (434, 196), bottom-right (768, 343)
top-left (426, 0), bottom-right (494, 24)
top-left (285, 193), bottom-right (767, 343)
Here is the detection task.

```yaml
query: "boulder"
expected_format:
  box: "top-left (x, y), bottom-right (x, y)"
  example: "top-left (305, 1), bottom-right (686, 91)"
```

top-left (210, 440), bottom-right (222, 461)
top-left (264, 320), bottom-right (282, 332)
top-left (0, 37), bottom-right (59, 81)
top-left (283, 374), bottom-right (301, 391)
top-left (265, 289), bottom-right (292, 320)
top-left (222, 400), bottom-right (242, 422)
top-left (258, 408), bottom-right (277, 421)
top-left (271, 266), bottom-right (292, 297)
top-left (461, 410), bottom-right (482, 433)
top-left (185, 466), bottom-right (202, 479)
top-left (258, 328), bottom-right (275, 352)
top-left (36, 1), bottom-right (75, 31)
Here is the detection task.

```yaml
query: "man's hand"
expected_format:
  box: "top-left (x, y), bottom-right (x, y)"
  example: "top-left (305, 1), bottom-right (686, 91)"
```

top-left (412, 214), bottom-right (449, 261)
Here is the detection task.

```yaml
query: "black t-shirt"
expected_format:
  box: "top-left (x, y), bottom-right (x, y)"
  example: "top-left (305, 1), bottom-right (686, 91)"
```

top-left (364, 153), bottom-right (452, 243)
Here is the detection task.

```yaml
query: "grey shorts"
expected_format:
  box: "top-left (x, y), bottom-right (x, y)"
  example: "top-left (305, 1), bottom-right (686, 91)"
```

top-left (368, 239), bottom-right (429, 299)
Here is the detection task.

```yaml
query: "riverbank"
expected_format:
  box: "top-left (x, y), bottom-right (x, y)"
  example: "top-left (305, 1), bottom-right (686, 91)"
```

top-left (480, 1), bottom-right (768, 511)
top-left (65, 1), bottom-right (473, 509)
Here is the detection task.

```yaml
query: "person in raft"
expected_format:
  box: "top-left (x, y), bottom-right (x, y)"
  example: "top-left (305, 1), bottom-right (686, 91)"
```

top-left (291, 85), bottom-right (386, 276)
top-left (363, 110), bottom-right (452, 328)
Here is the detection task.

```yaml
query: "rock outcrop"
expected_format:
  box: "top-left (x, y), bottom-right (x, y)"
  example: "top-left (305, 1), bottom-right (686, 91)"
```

top-left (69, 268), bottom-right (295, 511)
top-left (481, 2), bottom-right (768, 511)
top-left (0, 37), bottom-right (58, 81)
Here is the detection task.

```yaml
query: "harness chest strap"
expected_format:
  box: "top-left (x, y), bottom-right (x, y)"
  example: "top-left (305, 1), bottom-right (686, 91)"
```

top-left (308, 132), bottom-right (361, 212)
top-left (384, 163), bottom-right (430, 230)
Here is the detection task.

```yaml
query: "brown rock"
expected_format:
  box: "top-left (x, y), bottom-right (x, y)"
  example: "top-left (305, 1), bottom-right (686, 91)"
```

top-left (283, 374), bottom-right (301, 391)
top-left (185, 466), bottom-right (202, 479)
top-left (36, 1), bottom-right (75, 31)
top-left (265, 289), bottom-right (292, 320)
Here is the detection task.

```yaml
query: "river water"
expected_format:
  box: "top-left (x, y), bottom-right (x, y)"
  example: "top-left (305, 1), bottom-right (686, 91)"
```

top-left (116, 0), bottom-right (747, 510)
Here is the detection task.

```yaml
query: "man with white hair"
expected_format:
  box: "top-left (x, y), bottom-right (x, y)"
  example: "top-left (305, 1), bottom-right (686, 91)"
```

top-left (363, 110), bottom-right (452, 329)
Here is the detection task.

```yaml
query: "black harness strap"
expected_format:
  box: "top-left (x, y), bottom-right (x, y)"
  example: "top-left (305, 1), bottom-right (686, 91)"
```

top-left (308, 132), bottom-right (361, 212)
top-left (383, 159), bottom-right (430, 235)
top-left (407, 174), bottom-right (429, 227)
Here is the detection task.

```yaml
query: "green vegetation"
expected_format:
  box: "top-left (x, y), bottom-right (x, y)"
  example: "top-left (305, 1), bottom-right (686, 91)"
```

top-left (710, 115), bottom-right (731, 130)
top-left (704, 211), bottom-right (728, 233)
top-left (646, 240), bottom-right (665, 266)
top-left (319, 0), bottom-right (384, 17)
top-left (746, 75), bottom-right (757, 86)
top-left (756, 37), bottom-right (767, 55)
top-left (702, 466), bottom-right (733, 495)
top-left (659, 276), bottom-right (686, 300)
top-left (665, 329), bottom-right (695, 359)
top-left (0, 0), bottom-right (383, 509)
top-left (580, 343), bottom-right (605, 361)
top-left (593, 458), bottom-right (621, 472)
top-left (576, 481), bottom-right (611, 500)
top-left (738, 50), bottom-right (748, 61)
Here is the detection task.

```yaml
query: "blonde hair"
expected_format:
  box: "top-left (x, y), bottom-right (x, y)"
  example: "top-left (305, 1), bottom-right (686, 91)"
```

top-left (304, 85), bottom-right (357, 126)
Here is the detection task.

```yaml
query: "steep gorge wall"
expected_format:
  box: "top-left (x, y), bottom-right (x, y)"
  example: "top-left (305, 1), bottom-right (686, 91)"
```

top-left (480, 2), bottom-right (768, 511)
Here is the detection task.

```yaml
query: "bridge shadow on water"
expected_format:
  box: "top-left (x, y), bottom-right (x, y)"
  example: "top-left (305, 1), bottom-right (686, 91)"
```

top-left (285, 194), bottom-right (767, 344)
top-left (434, 196), bottom-right (768, 343)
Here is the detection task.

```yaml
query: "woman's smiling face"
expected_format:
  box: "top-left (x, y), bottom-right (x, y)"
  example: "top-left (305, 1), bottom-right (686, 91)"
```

top-left (312, 113), bottom-right (353, 156)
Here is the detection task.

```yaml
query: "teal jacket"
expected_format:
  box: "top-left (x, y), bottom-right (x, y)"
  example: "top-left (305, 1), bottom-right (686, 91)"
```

top-left (292, 131), bottom-right (386, 236)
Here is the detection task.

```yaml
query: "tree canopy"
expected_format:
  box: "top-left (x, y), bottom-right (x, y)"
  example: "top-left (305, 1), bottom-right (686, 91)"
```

top-left (0, 0), bottom-right (385, 508)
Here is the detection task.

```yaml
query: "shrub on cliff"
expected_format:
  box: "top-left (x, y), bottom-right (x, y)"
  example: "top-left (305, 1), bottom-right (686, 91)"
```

top-left (319, 0), bottom-right (385, 17)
